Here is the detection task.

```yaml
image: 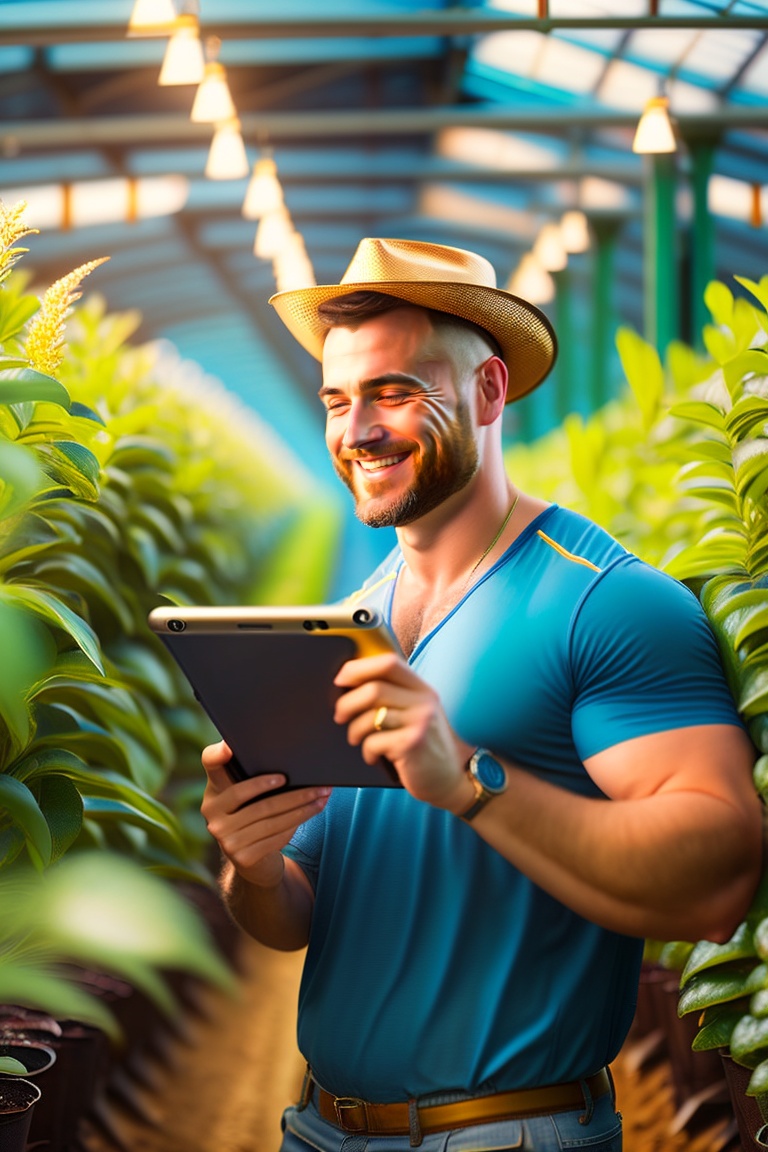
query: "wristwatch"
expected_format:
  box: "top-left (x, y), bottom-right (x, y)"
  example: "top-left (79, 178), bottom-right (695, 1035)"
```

top-left (459, 748), bottom-right (507, 822)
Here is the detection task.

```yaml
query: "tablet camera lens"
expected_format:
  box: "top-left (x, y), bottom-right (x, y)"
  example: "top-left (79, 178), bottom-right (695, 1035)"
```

top-left (167, 619), bottom-right (186, 632)
top-left (352, 608), bottom-right (371, 625)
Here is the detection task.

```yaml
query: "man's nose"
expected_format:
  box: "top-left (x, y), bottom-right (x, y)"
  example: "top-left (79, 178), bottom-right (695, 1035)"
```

top-left (341, 400), bottom-right (385, 450)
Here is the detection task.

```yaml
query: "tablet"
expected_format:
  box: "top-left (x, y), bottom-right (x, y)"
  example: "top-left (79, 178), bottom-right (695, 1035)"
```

top-left (147, 604), bottom-right (402, 790)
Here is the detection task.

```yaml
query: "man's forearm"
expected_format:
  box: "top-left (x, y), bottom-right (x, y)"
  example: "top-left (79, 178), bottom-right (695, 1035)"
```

top-left (220, 853), bottom-right (314, 951)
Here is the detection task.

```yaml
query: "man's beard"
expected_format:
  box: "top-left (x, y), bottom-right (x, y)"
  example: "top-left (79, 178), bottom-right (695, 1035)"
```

top-left (332, 400), bottom-right (478, 528)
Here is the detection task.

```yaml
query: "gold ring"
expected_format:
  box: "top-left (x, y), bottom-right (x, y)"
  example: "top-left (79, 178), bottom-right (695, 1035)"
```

top-left (373, 705), bottom-right (388, 732)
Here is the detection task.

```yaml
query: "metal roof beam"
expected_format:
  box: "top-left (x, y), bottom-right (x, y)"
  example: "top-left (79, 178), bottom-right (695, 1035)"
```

top-left (3, 106), bottom-right (767, 150)
top-left (2, 14), bottom-right (768, 47)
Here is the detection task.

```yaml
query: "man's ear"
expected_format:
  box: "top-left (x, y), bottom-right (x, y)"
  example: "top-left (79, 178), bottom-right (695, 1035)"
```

top-left (476, 356), bottom-right (508, 425)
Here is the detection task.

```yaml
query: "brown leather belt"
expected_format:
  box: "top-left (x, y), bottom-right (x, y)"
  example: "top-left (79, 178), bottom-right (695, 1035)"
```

top-left (309, 1067), bottom-right (612, 1138)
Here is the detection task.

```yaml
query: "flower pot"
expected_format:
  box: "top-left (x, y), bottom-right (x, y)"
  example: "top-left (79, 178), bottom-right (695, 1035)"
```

top-left (720, 1052), bottom-right (768, 1149)
top-left (0, 1076), bottom-right (41, 1152)
top-left (2, 1025), bottom-right (107, 1152)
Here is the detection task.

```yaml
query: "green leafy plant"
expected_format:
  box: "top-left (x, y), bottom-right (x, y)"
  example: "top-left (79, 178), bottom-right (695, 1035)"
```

top-left (506, 275), bottom-right (768, 1099)
top-left (0, 199), bottom-right (340, 1031)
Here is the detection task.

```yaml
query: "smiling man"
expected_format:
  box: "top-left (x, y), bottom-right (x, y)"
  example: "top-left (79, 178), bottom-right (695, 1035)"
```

top-left (200, 238), bottom-right (762, 1152)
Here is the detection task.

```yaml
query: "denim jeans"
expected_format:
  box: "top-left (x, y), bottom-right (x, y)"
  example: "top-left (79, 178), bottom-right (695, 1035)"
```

top-left (279, 1094), bottom-right (623, 1152)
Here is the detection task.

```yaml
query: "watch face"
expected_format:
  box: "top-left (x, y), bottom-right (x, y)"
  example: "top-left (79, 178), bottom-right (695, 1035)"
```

top-left (474, 751), bottom-right (506, 793)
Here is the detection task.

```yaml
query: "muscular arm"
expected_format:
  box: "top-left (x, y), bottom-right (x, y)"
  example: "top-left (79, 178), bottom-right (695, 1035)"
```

top-left (335, 655), bottom-right (763, 944)
top-left (464, 724), bottom-right (762, 943)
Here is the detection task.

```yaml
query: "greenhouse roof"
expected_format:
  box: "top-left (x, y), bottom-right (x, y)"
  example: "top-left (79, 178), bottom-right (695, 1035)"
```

top-left (1, 0), bottom-right (768, 581)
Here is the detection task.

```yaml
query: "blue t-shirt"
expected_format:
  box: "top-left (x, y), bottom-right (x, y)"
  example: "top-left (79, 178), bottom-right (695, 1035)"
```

top-left (284, 505), bottom-right (742, 1101)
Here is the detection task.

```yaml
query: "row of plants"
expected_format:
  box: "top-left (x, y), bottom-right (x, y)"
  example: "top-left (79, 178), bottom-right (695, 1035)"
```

top-left (0, 199), bottom-right (340, 1047)
top-left (506, 276), bottom-right (768, 1130)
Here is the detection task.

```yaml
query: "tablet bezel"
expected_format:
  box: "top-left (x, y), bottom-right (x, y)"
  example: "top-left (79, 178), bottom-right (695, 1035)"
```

top-left (147, 604), bottom-right (402, 790)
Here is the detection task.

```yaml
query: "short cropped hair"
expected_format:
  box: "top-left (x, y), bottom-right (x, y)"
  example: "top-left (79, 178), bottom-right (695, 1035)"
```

top-left (316, 291), bottom-right (503, 361)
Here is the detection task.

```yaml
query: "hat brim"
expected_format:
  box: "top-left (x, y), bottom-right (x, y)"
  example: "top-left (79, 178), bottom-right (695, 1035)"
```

top-left (269, 280), bottom-right (557, 403)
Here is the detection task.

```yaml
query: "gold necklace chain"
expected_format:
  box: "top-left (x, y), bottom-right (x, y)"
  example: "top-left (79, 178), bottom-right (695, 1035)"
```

top-left (465, 490), bottom-right (520, 584)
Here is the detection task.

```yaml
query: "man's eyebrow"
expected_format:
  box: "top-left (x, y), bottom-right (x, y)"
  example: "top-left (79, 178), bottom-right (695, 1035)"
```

top-left (318, 373), bottom-right (426, 400)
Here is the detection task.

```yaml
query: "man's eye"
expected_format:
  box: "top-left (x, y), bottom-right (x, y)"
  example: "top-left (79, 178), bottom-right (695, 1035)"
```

top-left (378, 392), bottom-right (410, 404)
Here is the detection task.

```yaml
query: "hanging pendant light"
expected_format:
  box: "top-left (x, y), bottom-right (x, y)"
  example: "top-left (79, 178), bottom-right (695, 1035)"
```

top-left (560, 209), bottom-right (590, 254)
top-left (632, 95), bottom-right (677, 155)
top-left (533, 222), bottom-right (567, 272)
top-left (128, 0), bottom-right (176, 34)
top-left (191, 60), bottom-right (236, 123)
top-left (242, 157), bottom-right (284, 219)
top-left (254, 207), bottom-right (294, 259)
top-left (159, 13), bottom-right (205, 85)
top-left (506, 254), bottom-right (555, 305)
top-left (206, 118), bottom-right (249, 180)
top-left (273, 231), bottom-right (316, 291)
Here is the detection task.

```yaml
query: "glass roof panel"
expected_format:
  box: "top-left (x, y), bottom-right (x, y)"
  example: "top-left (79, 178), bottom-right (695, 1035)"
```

top-left (738, 43), bottom-right (768, 93)
top-left (473, 31), bottom-right (608, 94)
top-left (436, 127), bottom-right (563, 170)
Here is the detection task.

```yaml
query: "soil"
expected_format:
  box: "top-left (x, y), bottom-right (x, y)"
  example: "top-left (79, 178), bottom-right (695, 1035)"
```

top-left (0, 1077), bottom-right (40, 1113)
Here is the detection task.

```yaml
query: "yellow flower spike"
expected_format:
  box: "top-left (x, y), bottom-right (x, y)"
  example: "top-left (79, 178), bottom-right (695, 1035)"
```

top-left (25, 257), bottom-right (109, 377)
top-left (0, 199), bottom-right (39, 285)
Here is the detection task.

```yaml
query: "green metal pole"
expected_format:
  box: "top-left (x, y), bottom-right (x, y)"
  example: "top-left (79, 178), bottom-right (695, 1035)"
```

top-left (552, 266), bottom-right (574, 421)
top-left (590, 216), bottom-right (620, 412)
top-left (643, 153), bottom-right (678, 355)
top-left (689, 139), bottom-right (716, 349)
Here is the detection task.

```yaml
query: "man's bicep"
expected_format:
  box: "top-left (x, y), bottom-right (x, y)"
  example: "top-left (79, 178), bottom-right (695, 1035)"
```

top-left (583, 723), bottom-right (757, 808)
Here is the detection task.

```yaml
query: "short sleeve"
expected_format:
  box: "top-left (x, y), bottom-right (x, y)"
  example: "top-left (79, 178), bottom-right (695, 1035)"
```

top-left (283, 807), bottom-right (326, 891)
top-left (570, 556), bottom-right (743, 761)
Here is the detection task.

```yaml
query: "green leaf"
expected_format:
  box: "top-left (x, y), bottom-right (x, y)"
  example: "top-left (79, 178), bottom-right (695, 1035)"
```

top-left (679, 964), bottom-right (756, 1014)
top-left (11, 751), bottom-right (185, 847)
top-left (30, 552), bottom-right (134, 632)
top-left (0, 296), bottom-right (39, 343)
top-left (691, 1003), bottom-right (745, 1050)
top-left (681, 923), bottom-right (758, 986)
top-left (0, 962), bottom-right (119, 1039)
top-left (736, 274), bottom-right (768, 316)
top-left (0, 439), bottom-right (45, 520)
top-left (739, 666), bottom-right (768, 718)
top-left (746, 1057), bottom-right (768, 1096)
top-left (0, 584), bottom-right (103, 672)
top-left (0, 775), bottom-right (52, 870)
top-left (723, 351), bottom-right (768, 399)
top-left (0, 1056), bottom-right (28, 1074)
top-left (616, 326), bottom-right (665, 430)
top-left (35, 774), bottom-right (83, 863)
top-left (705, 280), bottom-right (734, 327)
top-left (83, 796), bottom-right (183, 848)
top-left (668, 399), bottom-right (727, 431)
top-left (725, 393), bottom-right (768, 440)
top-left (733, 604), bottom-right (768, 649)
top-left (755, 756), bottom-right (768, 799)
top-left (0, 369), bottom-right (70, 409)
top-left (731, 1014), bottom-right (768, 1067)
top-left (35, 441), bottom-right (100, 501)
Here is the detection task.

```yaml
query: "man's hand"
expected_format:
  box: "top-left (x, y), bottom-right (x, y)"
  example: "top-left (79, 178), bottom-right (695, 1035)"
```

top-left (201, 740), bottom-right (331, 887)
top-left (333, 653), bottom-right (475, 813)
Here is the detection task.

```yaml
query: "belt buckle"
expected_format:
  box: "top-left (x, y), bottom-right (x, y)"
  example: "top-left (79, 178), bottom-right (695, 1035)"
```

top-left (333, 1096), bottom-right (367, 1132)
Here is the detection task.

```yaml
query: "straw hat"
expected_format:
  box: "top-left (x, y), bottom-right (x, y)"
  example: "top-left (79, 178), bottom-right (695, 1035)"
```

top-left (269, 238), bottom-right (557, 403)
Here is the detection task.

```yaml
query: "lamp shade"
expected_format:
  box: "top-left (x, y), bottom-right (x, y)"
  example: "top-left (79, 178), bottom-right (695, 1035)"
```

top-left (533, 222), bottom-right (567, 271)
top-left (632, 96), bottom-right (677, 155)
top-left (273, 232), bottom-right (316, 291)
top-left (254, 207), bottom-right (294, 259)
top-left (506, 254), bottom-right (555, 305)
top-left (191, 61), bottom-right (236, 123)
top-left (206, 119), bottom-right (249, 180)
top-left (242, 157), bottom-right (284, 219)
top-left (128, 0), bottom-right (176, 33)
top-left (560, 209), bottom-right (590, 253)
top-left (159, 15), bottom-right (205, 85)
